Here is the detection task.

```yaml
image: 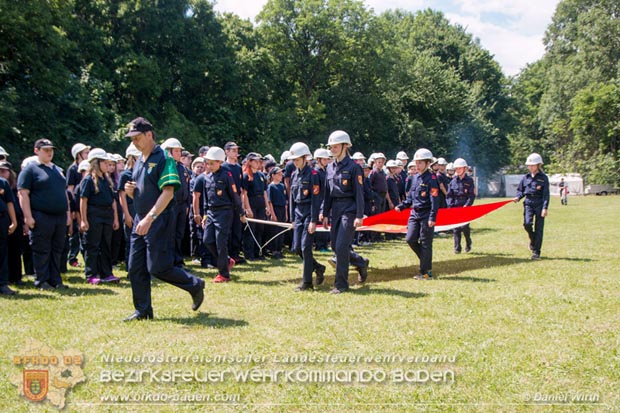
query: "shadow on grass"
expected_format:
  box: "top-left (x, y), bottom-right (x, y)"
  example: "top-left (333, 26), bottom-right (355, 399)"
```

top-left (157, 313), bottom-right (248, 328)
top-left (235, 278), bottom-right (299, 286)
top-left (1, 292), bottom-right (56, 300)
top-left (352, 285), bottom-right (427, 298)
top-left (55, 287), bottom-right (118, 296)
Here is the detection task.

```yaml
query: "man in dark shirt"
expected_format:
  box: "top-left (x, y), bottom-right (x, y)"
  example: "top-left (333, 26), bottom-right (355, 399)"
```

top-left (17, 139), bottom-right (72, 290)
top-left (222, 142), bottom-right (245, 264)
top-left (123, 117), bottom-right (205, 321)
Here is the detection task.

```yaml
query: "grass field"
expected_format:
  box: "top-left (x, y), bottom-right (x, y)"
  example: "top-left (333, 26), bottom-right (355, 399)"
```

top-left (1, 196), bottom-right (619, 412)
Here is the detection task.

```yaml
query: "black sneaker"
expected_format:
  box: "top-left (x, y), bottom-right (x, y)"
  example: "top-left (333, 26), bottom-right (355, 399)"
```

top-left (329, 287), bottom-right (347, 294)
top-left (454, 249), bottom-right (461, 254)
top-left (464, 246), bottom-right (471, 253)
top-left (37, 282), bottom-right (54, 291)
top-left (0, 285), bottom-right (17, 295)
top-left (531, 253), bottom-right (540, 260)
top-left (123, 311), bottom-right (153, 322)
top-left (294, 284), bottom-right (313, 292)
top-left (357, 258), bottom-right (369, 283)
top-left (315, 264), bottom-right (326, 285)
top-left (191, 279), bottom-right (206, 311)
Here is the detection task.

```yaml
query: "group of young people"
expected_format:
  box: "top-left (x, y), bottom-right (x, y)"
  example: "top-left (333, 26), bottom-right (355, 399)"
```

top-left (0, 122), bottom-right (549, 317)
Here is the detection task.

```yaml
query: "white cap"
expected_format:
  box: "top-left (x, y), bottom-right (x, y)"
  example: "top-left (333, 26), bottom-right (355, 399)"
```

top-left (374, 152), bottom-right (386, 160)
top-left (413, 148), bottom-right (433, 161)
top-left (0, 146), bottom-right (8, 156)
top-left (327, 130), bottom-right (351, 146)
top-left (205, 147), bottom-right (226, 162)
top-left (161, 138), bottom-right (184, 150)
top-left (525, 153), bottom-right (543, 165)
top-left (314, 148), bottom-right (331, 159)
top-left (280, 151), bottom-right (291, 165)
top-left (71, 143), bottom-right (90, 159)
top-left (437, 157), bottom-right (447, 165)
top-left (396, 151), bottom-right (408, 160)
top-left (88, 148), bottom-right (111, 162)
top-left (453, 158), bottom-right (468, 168)
top-left (125, 143), bottom-right (141, 158)
top-left (288, 142), bottom-right (312, 160)
top-left (78, 160), bottom-right (91, 172)
top-left (386, 160), bottom-right (399, 168)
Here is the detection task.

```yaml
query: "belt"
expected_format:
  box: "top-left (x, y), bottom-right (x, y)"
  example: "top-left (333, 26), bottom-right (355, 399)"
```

top-left (332, 197), bottom-right (353, 202)
top-left (209, 205), bottom-right (232, 211)
top-left (413, 207), bottom-right (430, 212)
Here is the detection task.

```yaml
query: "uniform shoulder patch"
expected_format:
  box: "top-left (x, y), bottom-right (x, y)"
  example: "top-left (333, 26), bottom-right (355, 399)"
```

top-left (311, 169), bottom-right (317, 175)
top-left (431, 188), bottom-right (439, 197)
top-left (313, 184), bottom-right (320, 195)
top-left (227, 171), bottom-right (233, 177)
top-left (431, 174), bottom-right (436, 180)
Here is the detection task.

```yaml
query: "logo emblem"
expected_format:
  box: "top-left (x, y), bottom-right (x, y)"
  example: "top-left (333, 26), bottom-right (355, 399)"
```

top-left (23, 370), bottom-right (48, 402)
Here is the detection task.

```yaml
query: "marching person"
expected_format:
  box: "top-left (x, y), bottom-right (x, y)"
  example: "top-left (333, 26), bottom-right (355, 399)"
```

top-left (1, 161), bottom-right (27, 287)
top-left (161, 137), bottom-right (191, 268)
top-left (123, 117), bottom-right (205, 321)
top-left (395, 148), bottom-right (439, 280)
top-left (79, 149), bottom-right (120, 284)
top-left (197, 147), bottom-right (245, 283)
top-left (447, 158), bottom-right (475, 254)
top-left (189, 156), bottom-right (206, 265)
top-left (17, 139), bottom-right (72, 290)
top-left (513, 153), bottom-right (549, 260)
top-left (313, 148), bottom-right (331, 252)
top-left (289, 143), bottom-right (326, 291)
top-left (321, 130), bottom-right (369, 293)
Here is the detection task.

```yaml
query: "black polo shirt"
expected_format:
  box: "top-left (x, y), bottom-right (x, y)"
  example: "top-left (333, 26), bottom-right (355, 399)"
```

top-left (17, 162), bottom-right (68, 215)
top-left (80, 174), bottom-right (114, 207)
top-left (132, 145), bottom-right (180, 216)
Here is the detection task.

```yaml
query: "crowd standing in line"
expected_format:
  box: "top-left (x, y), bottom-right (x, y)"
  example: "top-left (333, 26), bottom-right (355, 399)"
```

top-left (0, 125), bottom-right (548, 306)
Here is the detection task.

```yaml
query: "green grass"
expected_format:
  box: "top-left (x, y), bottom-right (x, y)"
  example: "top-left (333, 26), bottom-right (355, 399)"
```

top-left (1, 196), bottom-right (619, 412)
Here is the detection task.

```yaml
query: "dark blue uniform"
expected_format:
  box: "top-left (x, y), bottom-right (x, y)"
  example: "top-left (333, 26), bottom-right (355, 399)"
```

top-left (172, 162), bottom-right (191, 267)
top-left (0, 177), bottom-right (15, 287)
top-left (313, 165), bottom-right (330, 251)
top-left (397, 169), bottom-right (439, 276)
top-left (290, 164), bottom-right (324, 287)
top-left (242, 171), bottom-right (268, 260)
top-left (80, 174), bottom-right (115, 279)
top-left (118, 168), bottom-right (135, 263)
top-left (128, 145), bottom-right (203, 317)
top-left (447, 174), bottom-right (475, 253)
top-left (17, 161), bottom-right (68, 288)
top-left (323, 155), bottom-right (367, 291)
top-left (516, 171), bottom-right (550, 256)
top-left (189, 172), bottom-right (205, 261)
top-left (436, 171), bottom-right (450, 209)
top-left (398, 170), bottom-right (408, 200)
top-left (369, 168), bottom-right (388, 214)
top-left (222, 162), bottom-right (243, 261)
top-left (267, 181), bottom-right (287, 255)
top-left (203, 168), bottom-right (243, 279)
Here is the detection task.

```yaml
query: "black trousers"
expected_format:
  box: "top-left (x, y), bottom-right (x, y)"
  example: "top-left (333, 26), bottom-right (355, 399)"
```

top-left (406, 214), bottom-right (434, 274)
top-left (128, 211), bottom-right (203, 315)
top-left (292, 205), bottom-right (321, 285)
top-left (30, 210), bottom-right (66, 286)
top-left (523, 203), bottom-right (545, 255)
top-left (330, 204), bottom-right (365, 291)
top-left (204, 208), bottom-right (233, 277)
top-left (83, 205), bottom-right (113, 278)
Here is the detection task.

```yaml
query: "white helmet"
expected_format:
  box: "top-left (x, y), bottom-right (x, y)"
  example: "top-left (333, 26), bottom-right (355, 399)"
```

top-left (288, 142), bottom-right (312, 160)
top-left (71, 143), bottom-right (90, 159)
top-left (264, 154), bottom-right (276, 163)
top-left (396, 151), bottom-right (408, 160)
top-left (327, 130), bottom-right (352, 146)
top-left (413, 148), bottom-right (433, 161)
top-left (407, 161), bottom-right (415, 168)
top-left (437, 157), bottom-right (447, 165)
top-left (110, 153), bottom-right (125, 162)
top-left (314, 148), bottom-right (331, 159)
top-left (446, 162), bottom-right (454, 170)
top-left (453, 158), bottom-right (468, 168)
top-left (351, 152), bottom-right (366, 160)
top-left (191, 157), bottom-right (205, 168)
top-left (0, 146), bottom-right (8, 156)
top-left (88, 148), bottom-right (110, 162)
top-left (386, 160), bottom-right (399, 168)
top-left (280, 151), bottom-right (291, 164)
top-left (368, 153), bottom-right (376, 163)
top-left (125, 143), bottom-right (141, 158)
top-left (205, 146), bottom-right (226, 162)
top-left (77, 160), bottom-right (91, 172)
top-left (525, 153), bottom-right (543, 165)
top-left (395, 160), bottom-right (403, 167)
top-left (374, 152), bottom-right (386, 160)
top-left (161, 137), bottom-right (184, 150)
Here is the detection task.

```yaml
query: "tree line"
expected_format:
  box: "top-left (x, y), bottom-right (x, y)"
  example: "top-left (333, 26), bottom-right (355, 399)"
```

top-left (1, 0), bottom-right (618, 185)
